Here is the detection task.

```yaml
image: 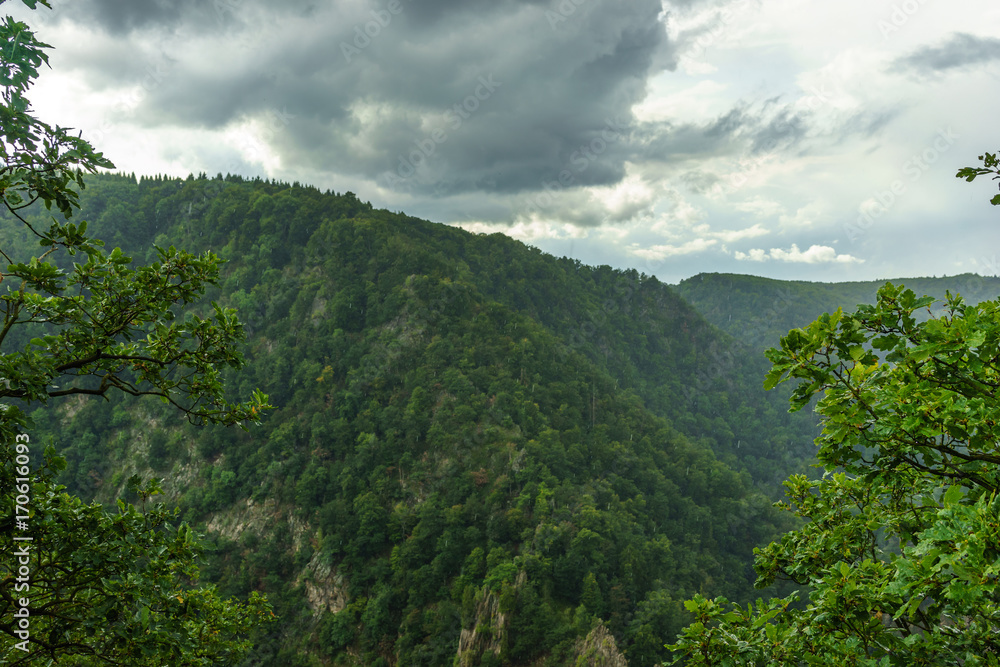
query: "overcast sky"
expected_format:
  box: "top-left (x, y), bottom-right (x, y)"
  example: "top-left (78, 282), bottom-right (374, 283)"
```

top-left (10, 0), bottom-right (1000, 283)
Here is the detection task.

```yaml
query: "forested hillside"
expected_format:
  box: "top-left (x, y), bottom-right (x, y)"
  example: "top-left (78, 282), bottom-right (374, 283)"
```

top-left (6, 173), bottom-right (827, 665)
top-left (676, 272), bottom-right (1000, 350)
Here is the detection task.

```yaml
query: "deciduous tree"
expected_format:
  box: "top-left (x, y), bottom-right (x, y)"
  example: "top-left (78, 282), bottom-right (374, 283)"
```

top-left (669, 282), bottom-right (1000, 665)
top-left (0, 1), bottom-right (273, 663)
top-left (957, 151), bottom-right (1000, 205)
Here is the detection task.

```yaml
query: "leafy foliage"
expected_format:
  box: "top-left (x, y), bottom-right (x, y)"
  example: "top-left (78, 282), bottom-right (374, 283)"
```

top-left (0, 3), bottom-right (273, 663)
top-left (669, 283), bottom-right (1000, 665)
top-left (676, 271), bottom-right (1000, 352)
top-left (957, 151), bottom-right (1000, 205)
top-left (2, 456), bottom-right (273, 666)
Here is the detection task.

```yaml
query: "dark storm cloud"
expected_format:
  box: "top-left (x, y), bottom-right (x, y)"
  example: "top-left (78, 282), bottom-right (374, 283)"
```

top-left (50, 0), bottom-right (320, 33)
top-left (281, 0), bottom-right (671, 196)
top-left (633, 103), bottom-right (808, 165)
top-left (893, 33), bottom-right (1000, 73)
top-left (49, 0), bottom-right (838, 204)
top-left (49, 0), bottom-right (679, 198)
top-left (56, 0), bottom-right (204, 34)
top-left (383, 0), bottom-right (550, 28)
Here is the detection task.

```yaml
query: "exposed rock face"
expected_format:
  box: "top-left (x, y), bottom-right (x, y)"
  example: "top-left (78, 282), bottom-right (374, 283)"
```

top-left (456, 571), bottom-right (529, 666)
top-left (455, 575), bottom-right (628, 666)
top-left (570, 622), bottom-right (628, 667)
top-left (298, 555), bottom-right (348, 616)
top-left (455, 588), bottom-right (507, 667)
top-left (204, 497), bottom-right (348, 616)
top-left (206, 496), bottom-right (280, 541)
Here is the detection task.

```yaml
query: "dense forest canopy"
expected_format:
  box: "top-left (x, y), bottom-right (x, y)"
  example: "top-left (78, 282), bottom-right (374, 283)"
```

top-left (8, 172), bottom-right (806, 665)
top-left (5, 169), bottom-right (993, 665)
top-left (676, 272), bottom-right (1000, 351)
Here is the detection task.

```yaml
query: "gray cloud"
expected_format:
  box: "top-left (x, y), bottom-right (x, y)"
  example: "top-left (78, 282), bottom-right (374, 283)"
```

top-left (63, 0), bottom-right (203, 33)
top-left (632, 102), bottom-right (806, 166)
top-left (748, 104), bottom-right (808, 155)
top-left (678, 169), bottom-right (721, 194)
top-left (21, 0), bottom-right (906, 230)
top-left (49, 0), bottom-right (319, 33)
top-left (11, 0), bottom-right (996, 287)
top-left (893, 32), bottom-right (1000, 73)
top-left (43, 0), bottom-right (677, 198)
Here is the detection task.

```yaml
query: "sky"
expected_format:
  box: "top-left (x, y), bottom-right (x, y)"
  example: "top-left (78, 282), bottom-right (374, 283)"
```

top-left (7, 0), bottom-right (1000, 284)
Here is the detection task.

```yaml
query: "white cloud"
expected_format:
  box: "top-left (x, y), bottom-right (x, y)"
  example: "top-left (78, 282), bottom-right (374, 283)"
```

top-left (456, 220), bottom-right (589, 242)
top-left (777, 201), bottom-right (827, 230)
top-left (648, 197), bottom-right (707, 236)
top-left (589, 171), bottom-right (662, 222)
top-left (734, 248), bottom-right (769, 262)
top-left (735, 243), bottom-right (863, 264)
top-left (732, 196), bottom-right (784, 219)
top-left (629, 238), bottom-right (718, 260)
top-left (712, 223), bottom-right (770, 242)
top-left (632, 79), bottom-right (730, 124)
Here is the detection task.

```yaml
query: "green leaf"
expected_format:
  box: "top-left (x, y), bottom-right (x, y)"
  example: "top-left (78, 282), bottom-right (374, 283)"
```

top-left (943, 485), bottom-right (964, 507)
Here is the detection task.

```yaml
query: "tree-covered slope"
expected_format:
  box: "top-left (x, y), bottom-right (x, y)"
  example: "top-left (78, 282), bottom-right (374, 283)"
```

top-left (676, 272), bottom-right (1000, 351)
top-left (11, 173), bottom-right (810, 666)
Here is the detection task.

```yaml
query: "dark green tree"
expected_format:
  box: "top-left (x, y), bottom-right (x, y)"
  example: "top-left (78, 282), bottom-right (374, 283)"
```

top-left (669, 158), bottom-right (1000, 667)
top-left (0, 1), bottom-right (273, 663)
top-left (669, 283), bottom-right (1000, 665)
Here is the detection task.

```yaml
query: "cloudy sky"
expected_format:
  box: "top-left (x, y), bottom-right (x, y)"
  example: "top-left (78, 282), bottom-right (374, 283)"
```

top-left (9, 0), bottom-right (1000, 283)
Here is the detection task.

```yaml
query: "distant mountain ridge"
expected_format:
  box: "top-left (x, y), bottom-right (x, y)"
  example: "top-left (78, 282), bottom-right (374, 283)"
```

top-left (675, 272), bottom-right (1000, 350)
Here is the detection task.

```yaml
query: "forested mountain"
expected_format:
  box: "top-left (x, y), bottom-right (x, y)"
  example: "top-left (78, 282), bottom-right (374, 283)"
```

top-left (676, 272), bottom-right (1000, 351)
top-left (8, 172), bottom-right (960, 665)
